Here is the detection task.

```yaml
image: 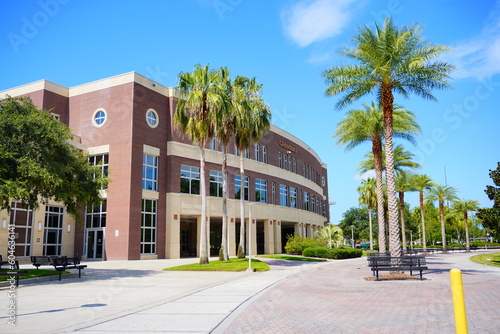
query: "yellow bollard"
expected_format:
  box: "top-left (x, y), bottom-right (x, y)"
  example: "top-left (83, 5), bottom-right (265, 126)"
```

top-left (450, 268), bottom-right (468, 334)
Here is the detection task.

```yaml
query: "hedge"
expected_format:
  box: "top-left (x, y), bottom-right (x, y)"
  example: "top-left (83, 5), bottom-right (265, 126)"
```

top-left (302, 246), bottom-right (363, 259)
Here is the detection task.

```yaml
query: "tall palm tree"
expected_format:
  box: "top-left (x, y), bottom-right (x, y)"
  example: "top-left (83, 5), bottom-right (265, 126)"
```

top-left (427, 184), bottom-right (459, 251)
top-left (411, 174), bottom-right (435, 252)
top-left (234, 77), bottom-right (271, 258)
top-left (358, 177), bottom-right (377, 250)
top-left (359, 144), bottom-right (421, 174)
top-left (452, 199), bottom-right (480, 251)
top-left (395, 170), bottom-right (417, 252)
top-left (315, 225), bottom-right (344, 248)
top-left (324, 17), bottom-right (454, 257)
top-left (174, 64), bottom-right (225, 264)
top-left (335, 102), bottom-right (420, 253)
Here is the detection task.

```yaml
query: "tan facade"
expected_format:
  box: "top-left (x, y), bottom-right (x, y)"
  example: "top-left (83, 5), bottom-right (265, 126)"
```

top-left (0, 72), bottom-right (329, 261)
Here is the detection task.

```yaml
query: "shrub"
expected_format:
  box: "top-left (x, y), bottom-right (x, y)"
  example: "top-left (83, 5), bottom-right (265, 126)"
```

top-left (329, 247), bottom-right (363, 259)
top-left (470, 241), bottom-right (500, 247)
top-left (303, 246), bottom-right (331, 258)
top-left (285, 235), bottom-right (323, 255)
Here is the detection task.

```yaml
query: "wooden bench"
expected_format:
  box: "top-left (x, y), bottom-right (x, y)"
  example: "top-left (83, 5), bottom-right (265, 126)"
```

top-left (368, 255), bottom-right (428, 281)
top-left (51, 257), bottom-right (87, 281)
top-left (0, 261), bottom-right (28, 287)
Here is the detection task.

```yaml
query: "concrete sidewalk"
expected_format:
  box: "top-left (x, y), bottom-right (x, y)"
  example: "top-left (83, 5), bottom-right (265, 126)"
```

top-left (0, 256), bottom-right (328, 333)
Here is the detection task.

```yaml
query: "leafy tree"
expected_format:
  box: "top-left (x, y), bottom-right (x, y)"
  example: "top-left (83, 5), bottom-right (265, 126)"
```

top-left (452, 199), bottom-right (480, 251)
top-left (477, 162), bottom-right (500, 240)
top-left (339, 207), bottom-right (373, 247)
top-left (0, 96), bottom-right (106, 219)
top-left (174, 64), bottom-right (226, 264)
top-left (359, 144), bottom-right (421, 174)
top-left (426, 184), bottom-right (459, 251)
top-left (324, 17), bottom-right (454, 257)
top-left (335, 102), bottom-right (420, 252)
top-left (315, 224), bottom-right (344, 248)
top-left (358, 177), bottom-right (377, 250)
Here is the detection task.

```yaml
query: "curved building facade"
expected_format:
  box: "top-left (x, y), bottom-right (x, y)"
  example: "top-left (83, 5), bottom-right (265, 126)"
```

top-left (0, 72), bottom-right (329, 260)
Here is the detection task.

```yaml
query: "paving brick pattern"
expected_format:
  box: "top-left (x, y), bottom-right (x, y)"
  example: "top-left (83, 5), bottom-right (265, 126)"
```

top-left (223, 252), bottom-right (500, 334)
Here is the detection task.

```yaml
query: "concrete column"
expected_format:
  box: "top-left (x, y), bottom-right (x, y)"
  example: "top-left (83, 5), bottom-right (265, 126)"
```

top-left (274, 220), bottom-right (282, 254)
top-left (307, 224), bottom-right (313, 239)
top-left (165, 212), bottom-right (180, 259)
top-left (228, 216), bottom-right (236, 257)
top-left (264, 219), bottom-right (274, 254)
top-left (294, 222), bottom-right (301, 236)
top-left (247, 218), bottom-right (257, 256)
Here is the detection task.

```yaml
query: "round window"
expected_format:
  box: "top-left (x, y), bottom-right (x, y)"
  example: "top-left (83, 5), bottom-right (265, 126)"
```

top-left (92, 109), bottom-right (107, 127)
top-left (146, 108), bottom-right (159, 128)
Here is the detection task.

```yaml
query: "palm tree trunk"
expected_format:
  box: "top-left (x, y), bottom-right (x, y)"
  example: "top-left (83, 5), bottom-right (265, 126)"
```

top-left (382, 87), bottom-right (401, 258)
top-left (237, 154), bottom-right (246, 258)
top-left (440, 202), bottom-right (446, 251)
top-left (399, 191), bottom-right (407, 252)
top-left (419, 191), bottom-right (427, 252)
top-left (372, 139), bottom-right (386, 253)
top-left (464, 212), bottom-right (470, 251)
top-left (199, 147), bottom-right (209, 264)
top-left (368, 207), bottom-right (373, 251)
top-left (220, 146), bottom-right (229, 261)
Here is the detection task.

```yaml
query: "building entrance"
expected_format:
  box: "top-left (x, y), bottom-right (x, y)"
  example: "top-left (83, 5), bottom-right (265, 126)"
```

top-left (86, 229), bottom-right (104, 259)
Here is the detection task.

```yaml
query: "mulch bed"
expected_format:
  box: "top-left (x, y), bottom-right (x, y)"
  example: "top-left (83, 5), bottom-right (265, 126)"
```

top-left (364, 273), bottom-right (426, 281)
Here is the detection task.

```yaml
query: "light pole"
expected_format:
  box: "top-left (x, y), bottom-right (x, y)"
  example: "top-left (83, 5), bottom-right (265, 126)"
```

top-left (350, 225), bottom-right (354, 248)
top-left (247, 202), bottom-right (254, 272)
top-left (410, 230), bottom-right (413, 250)
top-left (328, 202), bottom-right (336, 249)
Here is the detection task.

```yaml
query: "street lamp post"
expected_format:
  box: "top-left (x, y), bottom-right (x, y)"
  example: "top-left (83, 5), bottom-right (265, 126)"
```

top-left (247, 203), bottom-right (254, 272)
top-left (350, 225), bottom-right (354, 248)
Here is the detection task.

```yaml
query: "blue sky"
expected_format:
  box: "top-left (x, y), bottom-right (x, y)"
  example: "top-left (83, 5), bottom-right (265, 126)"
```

top-left (1, 0), bottom-right (499, 224)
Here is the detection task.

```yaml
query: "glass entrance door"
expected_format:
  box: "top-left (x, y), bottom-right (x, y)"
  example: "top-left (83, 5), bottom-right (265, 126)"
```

top-left (86, 229), bottom-right (104, 259)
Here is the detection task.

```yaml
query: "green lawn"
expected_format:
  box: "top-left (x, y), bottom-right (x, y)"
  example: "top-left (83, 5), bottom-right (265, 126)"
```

top-left (164, 258), bottom-right (270, 272)
top-left (0, 269), bottom-right (68, 282)
top-left (257, 254), bottom-right (327, 262)
top-left (470, 253), bottom-right (500, 267)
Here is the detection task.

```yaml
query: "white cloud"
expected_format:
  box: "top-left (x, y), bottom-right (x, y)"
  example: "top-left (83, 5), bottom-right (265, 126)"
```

top-left (354, 170), bottom-right (376, 181)
top-left (281, 0), bottom-right (356, 47)
top-left (446, 3), bottom-right (500, 79)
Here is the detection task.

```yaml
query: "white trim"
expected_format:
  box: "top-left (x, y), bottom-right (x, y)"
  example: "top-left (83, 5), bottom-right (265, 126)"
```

top-left (143, 144), bottom-right (160, 156)
top-left (146, 108), bottom-right (159, 128)
top-left (0, 79), bottom-right (68, 98)
top-left (92, 108), bottom-right (107, 127)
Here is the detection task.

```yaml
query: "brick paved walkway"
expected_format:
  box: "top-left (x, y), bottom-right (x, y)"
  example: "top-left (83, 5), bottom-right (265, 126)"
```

top-left (220, 251), bottom-right (500, 334)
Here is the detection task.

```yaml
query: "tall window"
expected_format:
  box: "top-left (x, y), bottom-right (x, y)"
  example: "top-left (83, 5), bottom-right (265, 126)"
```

top-left (142, 154), bottom-right (158, 191)
top-left (180, 165), bottom-right (200, 194)
top-left (290, 187), bottom-right (297, 208)
top-left (210, 170), bottom-right (223, 197)
top-left (141, 199), bottom-right (157, 254)
top-left (86, 200), bottom-right (107, 228)
top-left (272, 182), bottom-right (276, 205)
top-left (262, 146), bottom-right (267, 163)
top-left (210, 137), bottom-right (217, 151)
top-left (279, 184), bottom-right (288, 207)
top-left (10, 202), bottom-right (33, 257)
top-left (235, 175), bottom-right (249, 200)
top-left (255, 179), bottom-right (267, 203)
top-left (284, 154), bottom-right (288, 170)
top-left (293, 158), bottom-right (297, 173)
top-left (255, 144), bottom-right (260, 161)
top-left (278, 152), bottom-right (282, 168)
top-left (88, 154), bottom-right (109, 189)
top-left (244, 149), bottom-right (250, 158)
top-left (312, 195), bottom-right (316, 213)
top-left (304, 192), bottom-right (309, 211)
top-left (43, 206), bottom-right (63, 256)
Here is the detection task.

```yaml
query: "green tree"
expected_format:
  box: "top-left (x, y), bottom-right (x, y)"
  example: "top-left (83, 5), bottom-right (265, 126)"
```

top-left (477, 163), bottom-right (500, 240)
top-left (452, 199), bottom-right (480, 251)
top-left (234, 77), bottom-right (271, 258)
top-left (315, 224), bottom-right (344, 248)
top-left (174, 64), bottom-right (226, 264)
top-left (339, 207), bottom-right (371, 248)
top-left (412, 174), bottom-right (435, 251)
top-left (395, 170), bottom-right (417, 252)
top-left (324, 17), bottom-right (454, 257)
top-left (0, 96), bottom-right (106, 219)
top-left (427, 184), bottom-right (459, 251)
top-left (358, 177), bottom-right (377, 250)
top-left (335, 102), bottom-right (420, 253)
top-left (359, 144), bottom-right (421, 174)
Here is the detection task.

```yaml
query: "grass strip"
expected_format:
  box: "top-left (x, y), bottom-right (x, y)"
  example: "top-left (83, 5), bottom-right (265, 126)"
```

top-left (0, 269), bottom-right (69, 281)
top-left (469, 252), bottom-right (500, 267)
top-left (164, 258), bottom-right (270, 272)
top-left (257, 254), bottom-right (326, 262)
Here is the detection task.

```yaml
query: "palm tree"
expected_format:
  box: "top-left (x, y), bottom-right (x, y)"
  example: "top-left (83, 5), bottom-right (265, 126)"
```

top-left (412, 174), bottom-right (435, 252)
top-left (395, 170), bottom-right (417, 252)
top-left (427, 184), bottom-right (459, 251)
top-left (174, 64), bottom-right (226, 264)
top-left (451, 199), bottom-right (480, 251)
top-left (315, 225), bottom-right (344, 248)
top-left (335, 102), bottom-right (420, 253)
top-left (359, 144), bottom-right (421, 174)
top-left (324, 17), bottom-right (454, 257)
top-left (234, 77), bottom-right (271, 258)
top-left (358, 178), bottom-right (377, 250)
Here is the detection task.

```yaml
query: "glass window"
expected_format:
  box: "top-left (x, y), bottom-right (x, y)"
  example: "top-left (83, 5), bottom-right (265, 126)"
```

top-left (86, 200), bottom-right (107, 228)
top-left (278, 152), bottom-right (282, 168)
top-left (255, 144), bottom-right (260, 161)
top-left (262, 146), bottom-right (267, 164)
top-left (88, 154), bottom-right (109, 189)
top-left (290, 187), bottom-right (297, 208)
top-left (255, 179), bottom-right (267, 203)
top-left (9, 202), bottom-right (33, 257)
top-left (293, 158), bottom-right (297, 173)
top-left (235, 175), bottom-right (249, 200)
top-left (210, 138), bottom-right (217, 151)
top-left (279, 184), bottom-right (288, 207)
top-left (43, 206), bottom-right (63, 256)
top-left (141, 199), bottom-right (157, 254)
top-left (244, 149), bottom-right (249, 159)
top-left (93, 109), bottom-right (107, 127)
top-left (142, 154), bottom-right (158, 191)
top-left (304, 192), bottom-right (309, 211)
top-left (146, 109), bottom-right (158, 128)
top-left (180, 165), bottom-right (200, 194)
top-left (272, 182), bottom-right (276, 205)
top-left (284, 154), bottom-right (288, 170)
top-left (210, 170), bottom-right (223, 197)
